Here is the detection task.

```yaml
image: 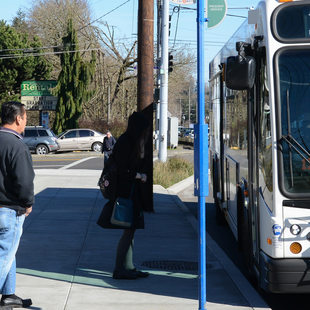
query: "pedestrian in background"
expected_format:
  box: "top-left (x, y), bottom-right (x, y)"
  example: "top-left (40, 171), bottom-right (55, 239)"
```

top-left (102, 130), bottom-right (116, 164)
top-left (0, 102), bottom-right (34, 308)
top-left (112, 112), bottom-right (150, 280)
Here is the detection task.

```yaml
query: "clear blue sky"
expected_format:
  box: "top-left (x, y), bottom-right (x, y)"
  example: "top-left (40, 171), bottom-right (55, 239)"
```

top-left (2, 0), bottom-right (260, 72)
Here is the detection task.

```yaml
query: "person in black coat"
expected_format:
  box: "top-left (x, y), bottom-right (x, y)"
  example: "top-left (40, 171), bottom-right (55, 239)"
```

top-left (102, 131), bottom-right (116, 164)
top-left (112, 111), bottom-right (150, 280)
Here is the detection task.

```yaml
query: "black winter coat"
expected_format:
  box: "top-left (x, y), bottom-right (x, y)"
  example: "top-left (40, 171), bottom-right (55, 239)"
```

top-left (112, 133), bottom-right (145, 229)
top-left (112, 112), bottom-right (149, 229)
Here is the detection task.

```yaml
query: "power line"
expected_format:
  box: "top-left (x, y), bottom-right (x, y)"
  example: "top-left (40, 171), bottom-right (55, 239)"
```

top-left (172, 6), bottom-right (181, 49)
top-left (228, 7), bottom-right (252, 10)
top-left (0, 38), bottom-right (136, 55)
top-left (170, 4), bottom-right (250, 16)
top-left (78, 0), bottom-right (131, 31)
top-left (0, 48), bottom-right (100, 60)
top-left (170, 39), bottom-right (226, 44)
top-left (171, 5), bottom-right (195, 11)
top-left (226, 14), bottom-right (246, 18)
top-left (0, 44), bottom-right (79, 54)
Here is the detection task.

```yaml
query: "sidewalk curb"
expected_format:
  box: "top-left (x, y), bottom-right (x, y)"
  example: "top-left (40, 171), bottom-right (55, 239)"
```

top-left (167, 175), bottom-right (194, 193)
top-left (153, 150), bottom-right (193, 162)
top-left (167, 180), bottom-right (271, 310)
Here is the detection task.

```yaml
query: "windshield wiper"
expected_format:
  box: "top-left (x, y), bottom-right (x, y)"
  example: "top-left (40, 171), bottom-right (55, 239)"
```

top-left (281, 134), bottom-right (310, 165)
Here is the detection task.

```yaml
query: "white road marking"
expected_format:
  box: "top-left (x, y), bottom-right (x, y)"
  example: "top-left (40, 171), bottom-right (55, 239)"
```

top-left (59, 156), bottom-right (96, 170)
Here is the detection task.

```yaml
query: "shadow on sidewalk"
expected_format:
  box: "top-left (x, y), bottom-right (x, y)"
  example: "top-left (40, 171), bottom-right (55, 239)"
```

top-left (16, 187), bottom-right (198, 301)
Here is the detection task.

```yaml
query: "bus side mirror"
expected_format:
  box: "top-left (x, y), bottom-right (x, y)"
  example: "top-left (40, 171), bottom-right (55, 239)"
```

top-left (225, 56), bottom-right (256, 90)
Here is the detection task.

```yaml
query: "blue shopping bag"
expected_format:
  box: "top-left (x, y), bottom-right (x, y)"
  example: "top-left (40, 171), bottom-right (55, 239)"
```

top-left (110, 197), bottom-right (133, 228)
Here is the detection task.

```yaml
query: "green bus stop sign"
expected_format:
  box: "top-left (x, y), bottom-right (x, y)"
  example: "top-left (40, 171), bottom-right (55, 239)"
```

top-left (207, 0), bottom-right (227, 28)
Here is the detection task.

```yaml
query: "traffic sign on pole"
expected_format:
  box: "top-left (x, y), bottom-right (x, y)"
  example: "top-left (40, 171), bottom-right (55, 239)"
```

top-left (207, 0), bottom-right (227, 28)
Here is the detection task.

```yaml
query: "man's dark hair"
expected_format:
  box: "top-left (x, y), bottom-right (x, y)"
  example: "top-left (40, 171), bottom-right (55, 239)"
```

top-left (1, 101), bottom-right (26, 125)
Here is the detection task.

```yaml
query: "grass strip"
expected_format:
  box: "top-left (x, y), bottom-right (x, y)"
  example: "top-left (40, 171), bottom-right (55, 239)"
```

top-left (153, 156), bottom-right (193, 188)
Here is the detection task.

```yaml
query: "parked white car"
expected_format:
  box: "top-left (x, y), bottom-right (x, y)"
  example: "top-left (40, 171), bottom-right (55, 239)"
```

top-left (57, 129), bottom-right (105, 152)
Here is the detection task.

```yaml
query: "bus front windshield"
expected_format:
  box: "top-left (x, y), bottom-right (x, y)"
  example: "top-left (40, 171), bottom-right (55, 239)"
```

top-left (278, 49), bottom-right (310, 195)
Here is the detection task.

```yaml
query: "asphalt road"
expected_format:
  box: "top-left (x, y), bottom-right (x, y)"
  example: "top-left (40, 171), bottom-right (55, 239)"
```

top-left (32, 151), bottom-right (104, 170)
top-left (32, 147), bottom-right (194, 170)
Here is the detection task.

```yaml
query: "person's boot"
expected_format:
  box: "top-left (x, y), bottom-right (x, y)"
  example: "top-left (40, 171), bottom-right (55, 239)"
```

top-left (1, 294), bottom-right (32, 308)
top-left (131, 268), bottom-right (150, 278)
top-left (112, 269), bottom-right (138, 280)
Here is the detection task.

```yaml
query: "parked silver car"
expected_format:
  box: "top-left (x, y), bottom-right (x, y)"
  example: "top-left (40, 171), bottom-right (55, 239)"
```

top-left (57, 129), bottom-right (105, 152)
top-left (23, 126), bottom-right (60, 154)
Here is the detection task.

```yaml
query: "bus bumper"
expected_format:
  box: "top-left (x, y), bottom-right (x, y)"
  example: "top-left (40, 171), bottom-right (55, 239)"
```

top-left (260, 251), bottom-right (310, 293)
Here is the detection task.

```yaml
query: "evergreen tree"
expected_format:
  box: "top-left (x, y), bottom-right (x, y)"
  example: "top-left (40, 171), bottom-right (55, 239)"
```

top-left (12, 10), bottom-right (31, 37)
top-left (53, 19), bottom-right (95, 134)
top-left (0, 20), bottom-right (51, 102)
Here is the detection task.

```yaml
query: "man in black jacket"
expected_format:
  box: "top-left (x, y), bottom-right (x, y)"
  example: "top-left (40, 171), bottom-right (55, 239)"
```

top-left (102, 130), bottom-right (116, 164)
top-left (0, 101), bottom-right (34, 308)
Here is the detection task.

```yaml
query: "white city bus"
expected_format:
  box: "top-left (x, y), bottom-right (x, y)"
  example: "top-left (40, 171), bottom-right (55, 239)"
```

top-left (209, 0), bottom-right (310, 293)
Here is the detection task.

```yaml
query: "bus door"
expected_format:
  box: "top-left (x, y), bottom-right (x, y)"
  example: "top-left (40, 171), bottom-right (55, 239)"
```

top-left (249, 48), bottom-right (266, 266)
top-left (247, 84), bottom-right (259, 263)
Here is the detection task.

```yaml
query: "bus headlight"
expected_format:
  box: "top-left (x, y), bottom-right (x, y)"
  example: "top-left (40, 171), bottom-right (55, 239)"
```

top-left (290, 224), bottom-right (301, 235)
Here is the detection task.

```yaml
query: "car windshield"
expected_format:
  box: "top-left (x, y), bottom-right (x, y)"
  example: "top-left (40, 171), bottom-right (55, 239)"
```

top-left (277, 48), bottom-right (310, 194)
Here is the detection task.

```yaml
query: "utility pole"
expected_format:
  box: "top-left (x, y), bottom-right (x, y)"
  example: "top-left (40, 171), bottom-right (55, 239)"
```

top-left (100, 51), bottom-right (105, 120)
top-left (137, 0), bottom-right (154, 212)
top-left (155, 0), bottom-right (163, 151)
top-left (188, 86), bottom-right (191, 127)
top-left (107, 84), bottom-right (111, 124)
top-left (158, 0), bottom-right (169, 162)
top-left (137, 0), bottom-right (154, 111)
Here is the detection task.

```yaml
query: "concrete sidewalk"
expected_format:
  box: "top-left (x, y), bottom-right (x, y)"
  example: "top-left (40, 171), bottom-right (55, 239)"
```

top-left (13, 169), bottom-right (270, 310)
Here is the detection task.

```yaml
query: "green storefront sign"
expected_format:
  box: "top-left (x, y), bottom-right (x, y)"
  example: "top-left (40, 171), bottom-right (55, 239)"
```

top-left (207, 0), bottom-right (227, 28)
top-left (21, 81), bottom-right (57, 96)
top-left (21, 81), bottom-right (58, 111)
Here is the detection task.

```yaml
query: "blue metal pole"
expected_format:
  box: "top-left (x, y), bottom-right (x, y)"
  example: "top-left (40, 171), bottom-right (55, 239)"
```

top-left (195, 0), bottom-right (208, 309)
top-left (198, 194), bottom-right (207, 309)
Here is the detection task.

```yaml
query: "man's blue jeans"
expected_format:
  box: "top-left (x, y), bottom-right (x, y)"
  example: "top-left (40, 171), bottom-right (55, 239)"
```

top-left (0, 208), bottom-right (25, 295)
top-left (104, 152), bottom-right (110, 165)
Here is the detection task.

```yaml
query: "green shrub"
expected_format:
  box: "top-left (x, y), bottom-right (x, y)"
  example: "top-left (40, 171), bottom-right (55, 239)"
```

top-left (153, 156), bottom-right (193, 188)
